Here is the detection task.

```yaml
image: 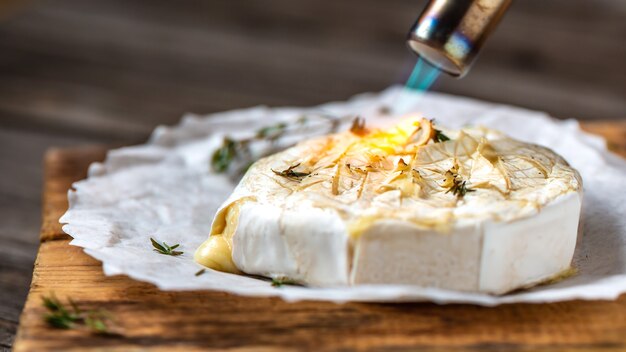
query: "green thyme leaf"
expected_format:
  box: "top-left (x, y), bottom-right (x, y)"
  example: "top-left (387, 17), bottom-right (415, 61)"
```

top-left (195, 269), bottom-right (206, 277)
top-left (429, 119), bottom-right (450, 143)
top-left (42, 294), bottom-right (78, 329)
top-left (151, 237), bottom-right (184, 256)
top-left (256, 122), bottom-right (288, 140)
top-left (42, 295), bottom-right (65, 313)
top-left (433, 129), bottom-right (450, 143)
top-left (211, 137), bottom-right (238, 173)
top-left (45, 313), bottom-right (75, 329)
top-left (42, 293), bottom-right (113, 334)
top-left (444, 167), bottom-right (475, 199)
top-left (150, 237), bottom-right (167, 252)
top-left (85, 312), bottom-right (109, 334)
top-left (210, 113), bottom-right (349, 175)
top-left (446, 180), bottom-right (475, 197)
top-left (271, 277), bottom-right (298, 288)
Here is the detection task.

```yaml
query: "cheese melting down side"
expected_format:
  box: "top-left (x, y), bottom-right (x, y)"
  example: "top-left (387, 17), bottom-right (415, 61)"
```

top-left (195, 118), bottom-right (583, 294)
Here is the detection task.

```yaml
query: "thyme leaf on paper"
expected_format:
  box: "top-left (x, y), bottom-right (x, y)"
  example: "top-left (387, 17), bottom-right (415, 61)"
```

top-left (211, 137), bottom-right (239, 173)
top-left (195, 269), bottom-right (206, 277)
top-left (272, 163), bottom-right (311, 182)
top-left (210, 113), bottom-right (351, 175)
top-left (256, 122), bottom-right (288, 140)
top-left (150, 237), bottom-right (184, 256)
top-left (42, 293), bottom-right (114, 335)
top-left (271, 277), bottom-right (298, 288)
top-left (378, 105), bottom-right (391, 115)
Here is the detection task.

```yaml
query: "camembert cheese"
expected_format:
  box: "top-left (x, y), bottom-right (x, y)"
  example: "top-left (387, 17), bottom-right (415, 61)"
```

top-left (195, 118), bottom-right (582, 294)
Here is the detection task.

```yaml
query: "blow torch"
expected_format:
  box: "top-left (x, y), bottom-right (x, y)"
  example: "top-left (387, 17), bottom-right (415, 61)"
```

top-left (407, 0), bottom-right (512, 77)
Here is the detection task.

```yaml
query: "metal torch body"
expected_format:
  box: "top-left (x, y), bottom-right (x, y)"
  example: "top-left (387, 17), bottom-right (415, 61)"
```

top-left (407, 0), bottom-right (512, 77)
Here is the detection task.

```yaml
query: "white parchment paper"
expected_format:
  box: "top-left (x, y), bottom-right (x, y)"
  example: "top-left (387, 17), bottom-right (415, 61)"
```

top-left (60, 86), bottom-right (626, 305)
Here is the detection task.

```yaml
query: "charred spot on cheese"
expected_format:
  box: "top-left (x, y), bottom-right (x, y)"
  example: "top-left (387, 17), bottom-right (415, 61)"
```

top-left (349, 117), bottom-right (369, 136)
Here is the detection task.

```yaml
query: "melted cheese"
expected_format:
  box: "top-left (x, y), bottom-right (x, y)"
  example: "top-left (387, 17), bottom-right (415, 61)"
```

top-left (194, 201), bottom-right (245, 273)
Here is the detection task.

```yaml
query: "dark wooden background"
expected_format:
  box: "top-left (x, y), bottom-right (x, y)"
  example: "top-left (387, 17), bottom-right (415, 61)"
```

top-left (0, 0), bottom-right (624, 350)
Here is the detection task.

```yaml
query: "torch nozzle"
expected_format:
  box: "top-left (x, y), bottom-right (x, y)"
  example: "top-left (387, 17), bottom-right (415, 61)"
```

top-left (407, 0), bottom-right (511, 78)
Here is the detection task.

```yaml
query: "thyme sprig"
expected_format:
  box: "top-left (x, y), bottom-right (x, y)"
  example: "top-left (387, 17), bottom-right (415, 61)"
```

top-left (429, 119), bottom-right (450, 143)
top-left (211, 137), bottom-right (239, 173)
top-left (210, 113), bottom-right (351, 175)
top-left (42, 294), bottom-right (79, 329)
top-left (256, 122), bottom-right (288, 140)
top-left (443, 166), bottom-right (475, 199)
top-left (447, 179), bottom-right (474, 198)
top-left (150, 237), bottom-right (183, 256)
top-left (272, 163), bottom-right (310, 182)
top-left (433, 129), bottom-right (450, 143)
top-left (42, 294), bottom-right (113, 334)
top-left (271, 277), bottom-right (298, 288)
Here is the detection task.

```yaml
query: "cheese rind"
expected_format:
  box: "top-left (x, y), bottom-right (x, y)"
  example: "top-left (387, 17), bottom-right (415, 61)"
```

top-left (350, 191), bottom-right (582, 294)
top-left (195, 121), bottom-right (583, 293)
top-left (232, 203), bottom-right (349, 285)
top-left (479, 192), bottom-right (582, 293)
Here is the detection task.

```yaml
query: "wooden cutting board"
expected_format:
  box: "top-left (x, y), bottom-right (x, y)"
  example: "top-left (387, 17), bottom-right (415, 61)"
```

top-left (13, 121), bottom-right (626, 352)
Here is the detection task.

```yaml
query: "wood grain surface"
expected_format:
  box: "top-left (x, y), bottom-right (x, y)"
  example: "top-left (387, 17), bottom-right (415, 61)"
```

top-left (1, 0), bottom-right (625, 349)
top-left (11, 122), bottom-right (626, 351)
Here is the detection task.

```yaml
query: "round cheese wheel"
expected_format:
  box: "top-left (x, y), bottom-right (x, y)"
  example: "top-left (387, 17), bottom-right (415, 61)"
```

top-left (195, 119), bottom-right (582, 294)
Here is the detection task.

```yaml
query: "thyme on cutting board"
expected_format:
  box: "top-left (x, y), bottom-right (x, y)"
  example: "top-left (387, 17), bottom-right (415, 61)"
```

top-left (42, 293), bottom-right (114, 335)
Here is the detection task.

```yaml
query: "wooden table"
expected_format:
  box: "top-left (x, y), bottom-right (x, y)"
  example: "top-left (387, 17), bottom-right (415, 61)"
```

top-left (10, 122), bottom-right (626, 351)
top-left (1, 1), bottom-right (625, 350)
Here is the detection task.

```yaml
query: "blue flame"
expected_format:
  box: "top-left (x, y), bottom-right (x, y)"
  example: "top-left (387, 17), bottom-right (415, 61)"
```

top-left (405, 57), bottom-right (441, 92)
top-left (387, 57), bottom-right (443, 115)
